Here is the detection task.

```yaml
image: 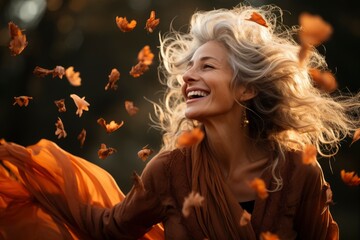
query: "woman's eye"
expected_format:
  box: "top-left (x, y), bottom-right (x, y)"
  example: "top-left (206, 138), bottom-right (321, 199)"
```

top-left (203, 64), bottom-right (214, 69)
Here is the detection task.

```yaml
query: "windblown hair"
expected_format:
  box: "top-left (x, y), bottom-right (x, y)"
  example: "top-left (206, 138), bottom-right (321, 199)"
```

top-left (151, 4), bottom-right (360, 237)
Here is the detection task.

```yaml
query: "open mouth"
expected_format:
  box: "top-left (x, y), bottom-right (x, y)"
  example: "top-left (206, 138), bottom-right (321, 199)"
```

top-left (187, 90), bottom-right (209, 99)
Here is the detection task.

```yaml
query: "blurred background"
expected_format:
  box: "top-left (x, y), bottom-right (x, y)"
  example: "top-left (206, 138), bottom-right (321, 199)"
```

top-left (0, 0), bottom-right (359, 238)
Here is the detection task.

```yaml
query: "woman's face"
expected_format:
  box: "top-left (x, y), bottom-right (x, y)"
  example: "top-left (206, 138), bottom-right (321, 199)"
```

top-left (182, 40), bottom-right (238, 121)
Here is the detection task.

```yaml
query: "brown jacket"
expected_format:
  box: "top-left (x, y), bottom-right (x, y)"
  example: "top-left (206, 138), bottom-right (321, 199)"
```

top-left (84, 147), bottom-right (339, 239)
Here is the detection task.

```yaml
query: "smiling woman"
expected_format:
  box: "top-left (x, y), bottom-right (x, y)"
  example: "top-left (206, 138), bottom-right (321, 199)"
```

top-left (1, 3), bottom-right (360, 240)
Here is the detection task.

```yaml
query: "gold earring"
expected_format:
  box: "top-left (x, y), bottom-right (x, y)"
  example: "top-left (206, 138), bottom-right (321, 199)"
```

top-left (242, 109), bottom-right (249, 127)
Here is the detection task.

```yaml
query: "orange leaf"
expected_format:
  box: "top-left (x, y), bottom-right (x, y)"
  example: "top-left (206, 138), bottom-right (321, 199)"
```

top-left (246, 12), bottom-right (268, 27)
top-left (260, 231), bottom-right (280, 240)
top-left (97, 118), bottom-right (124, 133)
top-left (70, 94), bottom-right (89, 117)
top-left (54, 99), bottom-right (66, 112)
top-left (8, 22), bottom-right (28, 56)
top-left (77, 128), bottom-right (86, 148)
top-left (137, 45), bottom-right (154, 65)
top-left (137, 145), bottom-right (153, 161)
top-left (13, 96), bottom-right (33, 107)
top-left (302, 144), bottom-right (317, 165)
top-left (97, 143), bottom-right (117, 160)
top-left (182, 191), bottom-right (204, 217)
top-left (105, 68), bottom-right (120, 90)
top-left (308, 68), bottom-right (337, 93)
top-left (33, 66), bottom-right (65, 79)
top-left (249, 178), bottom-right (268, 199)
top-left (350, 129), bottom-right (360, 146)
top-left (116, 16), bottom-right (136, 32)
top-left (65, 66), bottom-right (81, 86)
top-left (239, 210), bottom-right (252, 226)
top-left (340, 170), bottom-right (360, 186)
top-left (299, 12), bottom-right (333, 47)
top-left (125, 100), bottom-right (139, 116)
top-left (145, 10), bottom-right (160, 33)
top-left (55, 117), bottom-right (67, 139)
top-left (176, 128), bottom-right (204, 147)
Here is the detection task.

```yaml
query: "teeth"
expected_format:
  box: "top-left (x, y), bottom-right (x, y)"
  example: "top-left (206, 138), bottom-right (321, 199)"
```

top-left (187, 90), bottom-right (209, 98)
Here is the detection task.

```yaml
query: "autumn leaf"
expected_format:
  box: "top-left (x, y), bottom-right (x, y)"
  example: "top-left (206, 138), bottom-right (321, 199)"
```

top-left (249, 178), bottom-right (268, 199)
top-left (176, 128), bottom-right (204, 147)
top-left (105, 68), bottom-right (120, 90)
top-left (137, 145), bottom-right (153, 161)
top-left (350, 129), bottom-right (360, 147)
top-left (302, 144), bottom-right (317, 165)
top-left (182, 191), bottom-right (205, 217)
top-left (8, 21), bottom-right (28, 56)
top-left (13, 96), bottom-right (33, 107)
top-left (239, 210), bottom-right (252, 227)
top-left (145, 11), bottom-right (160, 33)
top-left (98, 143), bottom-right (117, 160)
top-left (340, 170), bottom-right (360, 186)
top-left (246, 12), bottom-right (268, 27)
top-left (77, 128), bottom-right (86, 148)
top-left (55, 117), bottom-right (67, 139)
top-left (130, 45), bottom-right (154, 77)
top-left (97, 118), bottom-right (124, 133)
top-left (129, 62), bottom-right (149, 78)
top-left (308, 68), bottom-right (338, 93)
top-left (70, 94), bottom-right (90, 117)
top-left (54, 99), bottom-right (66, 112)
top-left (33, 66), bottom-right (65, 79)
top-left (116, 16), bottom-right (136, 32)
top-left (125, 100), bottom-right (139, 116)
top-left (260, 231), bottom-right (280, 240)
top-left (65, 66), bottom-right (81, 86)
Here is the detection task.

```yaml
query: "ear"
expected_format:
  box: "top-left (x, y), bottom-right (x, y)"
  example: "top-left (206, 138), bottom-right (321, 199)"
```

top-left (236, 85), bottom-right (258, 102)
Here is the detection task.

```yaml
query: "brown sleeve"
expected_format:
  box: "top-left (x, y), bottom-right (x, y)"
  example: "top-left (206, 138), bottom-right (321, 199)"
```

top-left (81, 151), bottom-right (170, 239)
top-left (294, 162), bottom-right (339, 240)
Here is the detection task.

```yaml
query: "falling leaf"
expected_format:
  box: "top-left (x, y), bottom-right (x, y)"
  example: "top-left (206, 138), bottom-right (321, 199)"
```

top-left (13, 96), bottom-right (33, 107)
top-left (129, 62), bottom-right (149, 78)
top-left (246, 12), bottom-right (268, 27)
top-left (350, 129), bottom-right (360, 146)
top-left (125, 100), bottom-right (139, 116)
top-left (308, 68), bottom-right (337, 93)
top-left (302, 144), bottom-right (317, 165)
top-left (145, 11), bottom-right (160, 33)
top-left (182, 191), bottom-right (205, 217)
top-left (249, 178), bottom-right (268, 199)
top-left (55, 117), bottom-right (67, 139)
top-left (77, 128), bottom-right (86, 148)
top-left (239, 210), bottom-right (252, 226)
top-left (137, 145), bottom-right (153, 161)
top-left (105, 68), bottom-right (120, 90)
top-left (130, 45), bottom-right (154, 77)
top-left (33, 66), bottom-right (66, 79)
top-left (260, 231), bottom-right (280, 240)
top-left (97, 118), bottom-right (124, 133)
top-left (8, 21), bottom-right (28, 56)
top-left (54, 99), bottom-right (66, 112)
top-left (340, 170), bottom-right (360, 186)
top-left (98, 143), bottom-right (117, 159)
top-left (176, 128), bottom-right (204, 147)
top-left (70, 94), bottom-right (90, 117)
top-left (65, 66), bottom-right (81, 86)
top-left (116, 16), bottom-right (136, 32)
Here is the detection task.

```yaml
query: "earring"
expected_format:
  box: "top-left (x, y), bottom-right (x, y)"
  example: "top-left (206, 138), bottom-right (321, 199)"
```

top-left (242, 109), bottom-right (249, 127)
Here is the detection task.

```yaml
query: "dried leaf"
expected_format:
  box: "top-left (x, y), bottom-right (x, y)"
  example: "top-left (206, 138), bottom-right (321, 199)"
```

top-left (105, 68), bottom-right (120, 90)
top-left (13, 96), bottom-right (33, 107)
top-left (246, 12), bottom-right (268, 27)
top-left (308, 68), bottom-right (337, 93)
top-left (137, 145), bottom-right (153, 161)
top-left (239, 210), bottom-right (252, 226)
top-left (70, 94), bottom-right (90, 117)
top-left (65, 66), bottom-right (81, 86)
top-left (33, 66), bottom-right (65, 79)
top-left (260, 231), bottom-right (280, 240)
top-left (299, 12), bottom-right (333, 47)
top-left (182, 191), bottom-right (205, 217)
top-left (129, 62), bottom-right (149, 78)
top-left (97, 143), bottom-right (117, 160)
top-left (350, 129), bottom-right (360, 146)
top-left (97, 118), bottom-right (124, 133)
top-left (8, 21), bottom-right (28, 56)
top-left (302, 144), bottom-right (317, 165)
top-left (77, 128), bottom-right (86, 148)
top-left (145, 11), bottom-right (160, 33)
top-left (54, 99), bottom-right (66, 112)
top-left (116, 16), bottom-right (136, 32)
top-left (130, 45), bottom-right (154, 77)
top-left (55, 117), bottom-right (67, 139)
top-left (176, 128), bottom-right (204, 147)
top-left (340, 170), bottom-right (360, 186)
top-left (249, 178), bottom-right (268, 199)
top-left (125, 100), bottom-right (139, 116)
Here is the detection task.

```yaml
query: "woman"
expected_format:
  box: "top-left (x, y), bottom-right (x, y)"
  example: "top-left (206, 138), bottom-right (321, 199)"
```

top-left (1, 4), bottom-right (359, 240)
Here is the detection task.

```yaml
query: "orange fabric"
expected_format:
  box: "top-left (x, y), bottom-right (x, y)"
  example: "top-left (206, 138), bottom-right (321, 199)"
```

top-left (0, 139), bottom-right (164, 240)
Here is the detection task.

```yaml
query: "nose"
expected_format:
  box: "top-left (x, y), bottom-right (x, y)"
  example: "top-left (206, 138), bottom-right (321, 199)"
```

top-left (182, 66), bottom-right (199, 84)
